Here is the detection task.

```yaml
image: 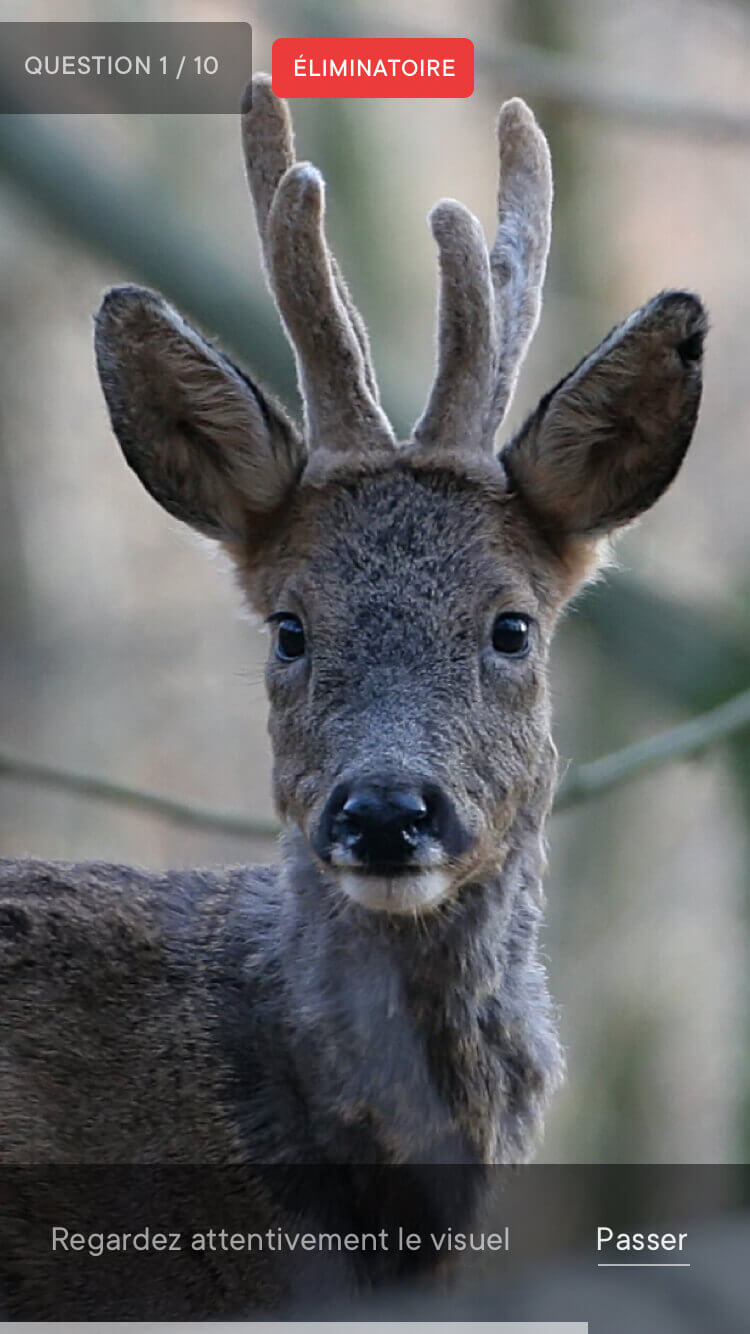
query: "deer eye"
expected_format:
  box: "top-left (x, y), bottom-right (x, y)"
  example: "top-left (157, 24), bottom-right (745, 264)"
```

top-left (270, 614), bottom-right (306, 662)
top-left (492, 613), bottom-right (530, 657)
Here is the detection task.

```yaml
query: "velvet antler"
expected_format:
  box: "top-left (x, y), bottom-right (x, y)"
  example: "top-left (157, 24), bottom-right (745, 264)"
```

top-left (414, 98), bottom-right (553, 456)
top-left (241, 76), bottom-right (395, 458)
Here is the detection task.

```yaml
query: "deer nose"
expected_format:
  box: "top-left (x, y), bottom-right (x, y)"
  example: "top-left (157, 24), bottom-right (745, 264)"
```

top-left (316, 778), bottom-right (461, 871)
top-left (343, 788), bottom-right (428, 826)
top-left (333, 784), bottom-right (430, 867)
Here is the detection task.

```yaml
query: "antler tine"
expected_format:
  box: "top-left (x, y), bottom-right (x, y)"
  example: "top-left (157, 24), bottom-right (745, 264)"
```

top-left (241, 75), bottom-right (387, 433)
top-left (412, 98), bottom-right (552, 457)
top-left (267, 163), bottom-right (395, 454)
top-left (413, 200), bottom-right (497, 452)
top-left (486, 98), bottom-right (553, 441)
top-left (240, 75), bottom-right (294, 264)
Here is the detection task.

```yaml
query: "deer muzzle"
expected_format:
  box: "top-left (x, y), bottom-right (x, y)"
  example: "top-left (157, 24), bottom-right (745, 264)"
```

top-left (311, 773), bottom-right (474, 913)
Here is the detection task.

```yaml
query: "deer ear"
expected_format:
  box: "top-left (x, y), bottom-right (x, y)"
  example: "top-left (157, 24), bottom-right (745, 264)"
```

top-left (95, 286), bottom-right (304, 540)
top-left (500, 291), bottom-right (706, 539)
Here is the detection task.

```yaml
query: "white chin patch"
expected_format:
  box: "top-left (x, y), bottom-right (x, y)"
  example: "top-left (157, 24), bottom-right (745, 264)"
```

top-left (337, 869), bottom-right (452, 914)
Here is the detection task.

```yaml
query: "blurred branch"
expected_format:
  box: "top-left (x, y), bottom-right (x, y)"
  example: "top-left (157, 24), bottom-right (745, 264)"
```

top-left (0, 111), bottom-right (297, 404)
top-left (266, 0), bottom-right (750, 142)
top-left (0, 749), bottom-right (280, 842)
top-left (3, 684), bottom-right (750, 840)
top-left (555, 685), bottom-right (750, 811)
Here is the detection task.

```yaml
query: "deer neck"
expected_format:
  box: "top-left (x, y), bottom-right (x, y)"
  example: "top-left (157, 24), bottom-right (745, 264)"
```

top-left (276, 801), bottom-right (562, 1166)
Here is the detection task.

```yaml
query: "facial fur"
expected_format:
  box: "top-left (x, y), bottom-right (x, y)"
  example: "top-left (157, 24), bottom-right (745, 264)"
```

top-left (234, 465), bottom-right (562, 912)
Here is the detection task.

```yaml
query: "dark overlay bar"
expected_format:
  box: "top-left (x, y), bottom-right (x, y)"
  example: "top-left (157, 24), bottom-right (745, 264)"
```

top-left (0, 24), bottom-right (251, 113)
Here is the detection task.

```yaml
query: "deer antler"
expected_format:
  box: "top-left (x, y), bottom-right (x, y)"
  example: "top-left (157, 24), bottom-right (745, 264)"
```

top-left (414, 98), bottom-right (553, 456)
top-left (241, 76), bottom-right (395, 458)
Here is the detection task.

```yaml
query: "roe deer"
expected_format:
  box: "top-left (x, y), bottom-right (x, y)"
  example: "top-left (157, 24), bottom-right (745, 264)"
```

top-left (0, 76), bottom-right (706, 1318)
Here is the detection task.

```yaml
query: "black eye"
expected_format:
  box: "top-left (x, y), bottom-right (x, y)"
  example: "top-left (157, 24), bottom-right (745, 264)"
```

top-left (492, 613), bottom-right (530, 657)
top-left (273, 615), bottom-right (306, 662)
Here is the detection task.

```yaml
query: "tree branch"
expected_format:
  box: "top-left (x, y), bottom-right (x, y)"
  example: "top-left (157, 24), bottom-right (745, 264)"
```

top-left (0, 750), bottom-right (280, 842)
top-left (555, 685), bottom-right (750, 810)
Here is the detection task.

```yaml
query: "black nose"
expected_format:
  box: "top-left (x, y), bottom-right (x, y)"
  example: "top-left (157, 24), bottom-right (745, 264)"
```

top-left (315, 777), bottom-right (469, 870)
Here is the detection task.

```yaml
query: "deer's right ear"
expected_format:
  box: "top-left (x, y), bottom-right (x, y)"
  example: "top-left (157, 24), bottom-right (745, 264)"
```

top-left (500, 290), bottom-right (706, 543)
top-left (95, 286), bottom-right (304, 540)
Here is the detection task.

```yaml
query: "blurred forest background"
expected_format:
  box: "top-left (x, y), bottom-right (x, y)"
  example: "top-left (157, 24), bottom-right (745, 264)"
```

top-left (1, 0), bottom-right (750, 1165)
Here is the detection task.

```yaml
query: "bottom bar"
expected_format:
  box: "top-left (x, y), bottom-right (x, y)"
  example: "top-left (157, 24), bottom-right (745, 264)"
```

top-left (0, 1326), bottom-right (588, 1333)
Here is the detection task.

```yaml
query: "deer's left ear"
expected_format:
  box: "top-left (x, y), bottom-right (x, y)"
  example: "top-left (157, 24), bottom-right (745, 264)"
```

top-left (500, 290), bottom-right (707, 539)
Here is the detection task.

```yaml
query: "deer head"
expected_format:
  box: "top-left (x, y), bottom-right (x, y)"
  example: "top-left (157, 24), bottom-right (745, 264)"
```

top-left (95, 76), bottom-right (706, 915)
